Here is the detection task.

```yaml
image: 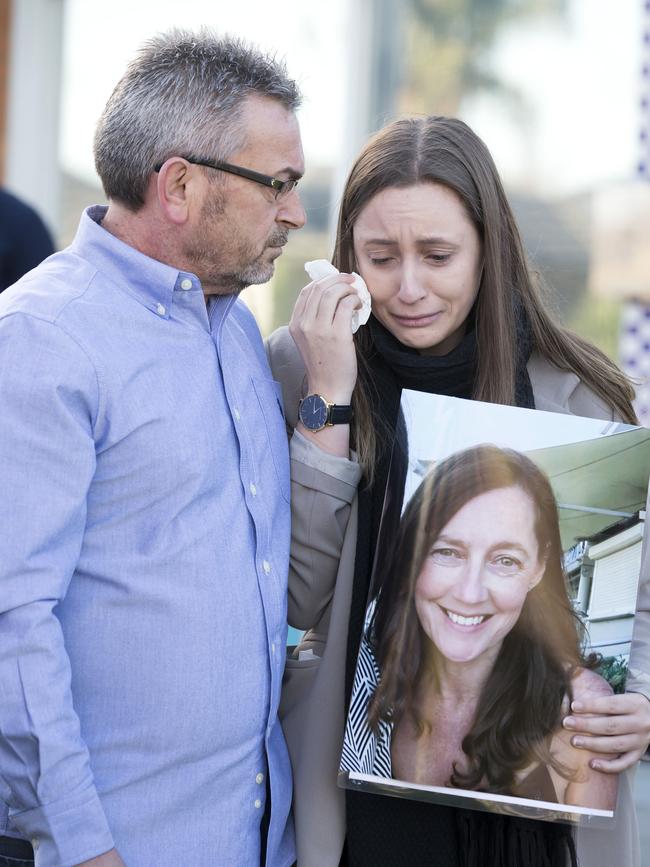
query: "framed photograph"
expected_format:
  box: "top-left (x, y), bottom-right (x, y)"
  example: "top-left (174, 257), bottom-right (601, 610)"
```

top-left (339, 393), bottom-right (650, 826)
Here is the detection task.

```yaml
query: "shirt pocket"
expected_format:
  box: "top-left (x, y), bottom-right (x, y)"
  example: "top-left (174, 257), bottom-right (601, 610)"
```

top-left (251, 377), bottom-right (291, 503)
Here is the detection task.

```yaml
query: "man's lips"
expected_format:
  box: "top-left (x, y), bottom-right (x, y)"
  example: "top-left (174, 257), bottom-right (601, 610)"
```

top-left (267, 233), bottom-right (289, 249)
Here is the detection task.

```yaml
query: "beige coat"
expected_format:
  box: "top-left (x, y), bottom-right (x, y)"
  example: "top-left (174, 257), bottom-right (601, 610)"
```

top-left (267, 325), bottom-right (650, 867)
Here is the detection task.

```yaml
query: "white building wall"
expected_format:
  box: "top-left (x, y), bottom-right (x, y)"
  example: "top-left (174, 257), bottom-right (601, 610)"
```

top-left (585, 522), bottom-right (645, 657)
top-left (5, 0), bottom-right (64, 238)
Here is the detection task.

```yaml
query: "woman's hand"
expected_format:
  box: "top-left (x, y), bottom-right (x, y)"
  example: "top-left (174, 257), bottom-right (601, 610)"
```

top-left (563, 691), bottom-right (650, 773)
top-left (289, 272), bottom-right (362, 404)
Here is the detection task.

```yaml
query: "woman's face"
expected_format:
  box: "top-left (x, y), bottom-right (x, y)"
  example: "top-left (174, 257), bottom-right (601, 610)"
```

top-left (414, 485), bottom-right (546, 666)
top-left (352, 183), bottom-right (483, 355)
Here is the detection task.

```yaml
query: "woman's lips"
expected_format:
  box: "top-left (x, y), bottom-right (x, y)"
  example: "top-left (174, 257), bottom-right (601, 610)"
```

top-left (392, 312), bottom-right (442, 327)
top-left (443, 607), bottom-right (491, 629)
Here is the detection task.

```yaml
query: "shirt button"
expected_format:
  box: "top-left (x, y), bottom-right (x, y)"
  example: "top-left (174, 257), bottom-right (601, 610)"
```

top-left (271, 642), bottom-right (276, 655)
top-left (249, 482), bottom-right (257, 496)
top-left (234, 408), bottom-right (241, 421)
top-left (254, 798), bottom-right (262, 809)
top-left (180, 278), bottom-right (192, 290)
top-left (256, 772), bottom-right (264, 785)
top-left (262, 560), bottom-right (271, 574)
top-left (155, 302), bottom-right (166, 316)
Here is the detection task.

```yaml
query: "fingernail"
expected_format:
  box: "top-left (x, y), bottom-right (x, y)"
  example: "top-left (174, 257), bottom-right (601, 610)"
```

top-left (563, 716), bottom-right (576, 729)
top-left (591, 760), bottom-right (602, 770)
top-left (571, 700), bottom-right (584, 712)
top-left (572, 736), bottom-right (584, 748)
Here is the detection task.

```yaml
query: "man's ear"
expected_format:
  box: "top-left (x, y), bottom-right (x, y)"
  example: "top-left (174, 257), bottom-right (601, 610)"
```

top-left (156, 158), bottom-right (193, 225)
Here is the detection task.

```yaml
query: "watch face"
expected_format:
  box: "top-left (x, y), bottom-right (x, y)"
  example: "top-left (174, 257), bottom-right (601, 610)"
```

top-left (299, 394), bottom-right (329, 431)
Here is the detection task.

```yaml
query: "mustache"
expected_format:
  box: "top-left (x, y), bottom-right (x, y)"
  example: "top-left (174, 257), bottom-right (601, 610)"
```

top-left (267, 230), bottom-right (289, 247)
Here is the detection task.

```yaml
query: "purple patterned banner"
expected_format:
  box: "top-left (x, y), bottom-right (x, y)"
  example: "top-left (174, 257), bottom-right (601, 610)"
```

top-left (621, 2), bottom-right (650, 423)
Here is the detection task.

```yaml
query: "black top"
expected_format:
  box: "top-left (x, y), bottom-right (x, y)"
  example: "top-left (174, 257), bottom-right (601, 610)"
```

top-left (0, 188), bottom-right (55, 292)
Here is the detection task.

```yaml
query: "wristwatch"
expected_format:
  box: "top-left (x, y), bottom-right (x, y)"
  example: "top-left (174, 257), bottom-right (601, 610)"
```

top-left (298, 394), bottom-right (353, 432)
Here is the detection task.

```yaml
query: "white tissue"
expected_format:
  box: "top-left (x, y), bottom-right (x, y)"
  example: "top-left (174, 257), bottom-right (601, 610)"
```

top-left (304, 259), bottom-right (371, 334)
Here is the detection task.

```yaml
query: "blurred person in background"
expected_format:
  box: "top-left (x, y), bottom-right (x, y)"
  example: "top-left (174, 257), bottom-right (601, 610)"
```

top-left (0, 28), bottom-right (305, 867)
top-left (0, 186), bottom-right (55, 291)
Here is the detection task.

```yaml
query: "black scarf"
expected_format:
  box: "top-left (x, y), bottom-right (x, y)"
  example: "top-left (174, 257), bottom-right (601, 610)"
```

top-left (342, 314), bottom-right (577, 867)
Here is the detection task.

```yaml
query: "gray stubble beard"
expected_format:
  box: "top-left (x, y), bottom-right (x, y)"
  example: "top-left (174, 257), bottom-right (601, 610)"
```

top-left (188, 193), bottom-right (289, 295)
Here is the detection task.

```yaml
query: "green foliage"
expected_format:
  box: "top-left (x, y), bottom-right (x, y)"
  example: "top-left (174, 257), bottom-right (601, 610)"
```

top-left (402, 0), bottom-right (566, 116)
top-left (566, 295), bottom-right (621, 363)
top-left (596, 655), bottom-right (628, 695)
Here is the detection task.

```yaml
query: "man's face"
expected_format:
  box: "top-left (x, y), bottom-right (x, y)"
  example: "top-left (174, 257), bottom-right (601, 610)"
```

top-left (185, 95), bottom-right (306, 295)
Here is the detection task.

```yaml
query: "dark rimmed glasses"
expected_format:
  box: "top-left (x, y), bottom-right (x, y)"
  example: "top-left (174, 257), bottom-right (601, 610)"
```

top-left (154, 156), bottom-right (300, 201)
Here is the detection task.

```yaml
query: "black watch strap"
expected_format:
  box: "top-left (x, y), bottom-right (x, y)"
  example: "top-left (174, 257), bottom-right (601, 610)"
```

top-left (328, 404), bottom-right (353, 425)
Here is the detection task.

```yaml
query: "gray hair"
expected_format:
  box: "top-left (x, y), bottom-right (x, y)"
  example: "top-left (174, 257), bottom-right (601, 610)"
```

top-left (94, 28), bottom-right (301, 209)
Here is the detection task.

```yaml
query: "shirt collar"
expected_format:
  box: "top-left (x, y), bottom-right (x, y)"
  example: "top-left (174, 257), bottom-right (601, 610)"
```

top-left (70, 205), bottom-right (201, 319)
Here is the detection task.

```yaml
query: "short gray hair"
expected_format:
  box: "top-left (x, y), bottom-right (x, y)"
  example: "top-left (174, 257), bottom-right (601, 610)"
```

top-left (94, 29), bottom-right (301, 209)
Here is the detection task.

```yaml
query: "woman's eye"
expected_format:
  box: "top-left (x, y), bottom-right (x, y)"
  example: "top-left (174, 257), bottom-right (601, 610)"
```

top-left (368, 257), bottom-right (393, 266)
top-left (492, 556), bottom-right (522, 573)
top-left (431, 547), bottom-right (461, 562)
top-left (426, 253), bottom-right (451, 264)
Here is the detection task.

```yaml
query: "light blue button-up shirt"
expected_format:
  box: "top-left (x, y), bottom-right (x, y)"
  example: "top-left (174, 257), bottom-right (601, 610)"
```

top-left (0, 207), bottom-right (294, 867)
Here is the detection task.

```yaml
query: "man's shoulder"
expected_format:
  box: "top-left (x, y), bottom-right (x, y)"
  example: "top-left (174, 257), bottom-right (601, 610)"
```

top-left (0, 250), bottom-right (98, 328)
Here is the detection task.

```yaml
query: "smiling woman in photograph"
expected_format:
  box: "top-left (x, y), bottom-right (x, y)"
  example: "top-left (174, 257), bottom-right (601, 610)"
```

top-left (341, 444), bottom-right (617, 813)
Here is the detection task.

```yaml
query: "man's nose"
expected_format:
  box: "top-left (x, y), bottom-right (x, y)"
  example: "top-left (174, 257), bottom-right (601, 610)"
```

top-left (278, 189), bottom-right (306, 230)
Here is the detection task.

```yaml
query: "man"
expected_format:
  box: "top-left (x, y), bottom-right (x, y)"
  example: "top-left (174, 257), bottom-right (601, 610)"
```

top-left (0, 187), bottom-right (55, 291)
top-left (0, 30), bottom-right (305, 867)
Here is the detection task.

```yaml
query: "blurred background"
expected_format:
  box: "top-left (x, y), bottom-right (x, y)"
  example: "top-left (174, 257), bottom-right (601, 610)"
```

top-left (1, 0), bottom-right (649, 357)
top-left (2, 0), bottom-right (650, 855)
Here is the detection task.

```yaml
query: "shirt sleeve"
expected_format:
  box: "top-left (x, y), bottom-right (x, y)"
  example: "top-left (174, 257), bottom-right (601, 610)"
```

top-left (0, 313), bottom-right (115, 864)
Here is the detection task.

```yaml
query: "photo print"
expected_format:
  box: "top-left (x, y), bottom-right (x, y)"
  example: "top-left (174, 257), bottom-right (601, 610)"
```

top-left (339, 393), bottom-right (650, 825)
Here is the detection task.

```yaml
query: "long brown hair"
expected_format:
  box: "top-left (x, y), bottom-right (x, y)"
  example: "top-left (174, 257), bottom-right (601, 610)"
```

top-left (332, 117), bottom-right (636, 482)
top-left (367, 444), bottom-right (587, 792)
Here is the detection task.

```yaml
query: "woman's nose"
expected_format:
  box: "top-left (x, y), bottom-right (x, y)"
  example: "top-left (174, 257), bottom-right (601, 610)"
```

top-left (396, 264), bottom-right (427, 304)
top-left (452, 562), bottom-right (490, 606)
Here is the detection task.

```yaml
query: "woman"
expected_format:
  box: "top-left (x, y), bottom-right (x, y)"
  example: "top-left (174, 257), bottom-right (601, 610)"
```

top-left (342, 445), bottom-right (616, 814)
top-left (266, 116), bottom-right (650, 866)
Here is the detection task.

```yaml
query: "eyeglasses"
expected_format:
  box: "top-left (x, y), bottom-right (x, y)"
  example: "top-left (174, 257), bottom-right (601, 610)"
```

top-left (154, 156), bottom-right (300, 201)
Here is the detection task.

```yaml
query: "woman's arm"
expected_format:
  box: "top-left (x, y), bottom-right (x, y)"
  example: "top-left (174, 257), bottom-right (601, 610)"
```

top-left (287, 430), bottom-right (361, 628)
top-left (266, 270), bottom-right (363, 629)
top-left (553, 669), bottom-right (619, 809)
top-left (557, 733), bottom-right (619, 810)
